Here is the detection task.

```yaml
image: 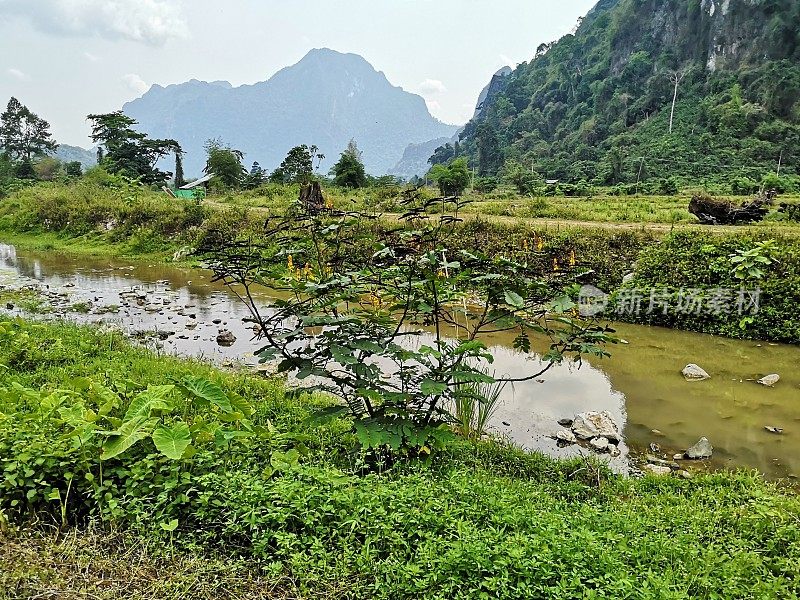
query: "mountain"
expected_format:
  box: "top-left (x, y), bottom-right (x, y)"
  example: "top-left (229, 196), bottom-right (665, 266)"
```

top-left (390, 66), bottom-right (512, 179)
top-left (123, 49), bottom-right (459, 177)
top-left (52, 144), bottom-right (96, 169)
top-left (458, 0), bottom-right (800, 186)
top-left (389, 137), bottom-right (454, 180)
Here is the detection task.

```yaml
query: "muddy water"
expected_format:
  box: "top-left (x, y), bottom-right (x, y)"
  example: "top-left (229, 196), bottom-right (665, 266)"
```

top-left (1, 244), bottom-right (799, 479)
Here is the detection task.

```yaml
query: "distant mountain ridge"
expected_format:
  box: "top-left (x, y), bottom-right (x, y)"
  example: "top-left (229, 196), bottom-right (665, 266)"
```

top-left (51, 144), bottom-right (96, 169)
top-left (123, 49), bottom-right (459, 177)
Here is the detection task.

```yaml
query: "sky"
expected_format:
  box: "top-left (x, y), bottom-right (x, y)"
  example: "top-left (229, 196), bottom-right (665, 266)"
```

top-left (0, 0), bottom-right (597, 148)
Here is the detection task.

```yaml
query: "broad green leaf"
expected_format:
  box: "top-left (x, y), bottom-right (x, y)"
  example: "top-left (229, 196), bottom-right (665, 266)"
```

top-left (420, 379), bottom-right (448, 396)
top-left (152, 422), bottom-right (192, 460)
top-left (100, 417), bottom-right (158, 460)
top-left (504, 290), bottom-right (525, 309)
top-left (160, 519), bottom-right (179, 532)
top-left (123, 385), bottom-right (175, 421)
top-left (178, 377), bottom-right (233, 413)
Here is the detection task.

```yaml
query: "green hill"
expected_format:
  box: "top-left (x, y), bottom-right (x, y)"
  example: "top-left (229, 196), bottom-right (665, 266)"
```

top-left (458, 0), bottom-right (800, 189)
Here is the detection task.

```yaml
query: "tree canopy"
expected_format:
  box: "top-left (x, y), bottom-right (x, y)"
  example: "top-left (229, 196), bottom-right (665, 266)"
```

top-left (331, 140), bottom-right (367, 188)
top-left (204, 139), bottom-right (246, 189)
top-left (0, 97), bottom-right (57, 161)
top-left (88, 111), bottom-right (180, 185)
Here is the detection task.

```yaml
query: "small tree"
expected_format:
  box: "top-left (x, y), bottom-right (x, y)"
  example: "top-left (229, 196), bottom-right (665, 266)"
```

top-left (65, 161), bottom-right (83, 178)
top-left (0, 97), bottom-right (57, 161)
top-left (204, 139), bottom-right (245, 189)
top-left (201, 190), bottom-right (614, 460)
top-left (428, 158), bottom-right (471, 197)
top-left (331, 140), bottom-right (367, 189)
top-left (503, 161), bottom-right (543, 195)
top-left (271, 145), bottom-right (324, 184)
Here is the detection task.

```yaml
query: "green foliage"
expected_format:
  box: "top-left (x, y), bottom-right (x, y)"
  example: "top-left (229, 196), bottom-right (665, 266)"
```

top-left (458, 0), bottom-right (800, 186)
top-left (203, 139), bottom-right (245, 189)
top-left (330, 140), bottom-right (367, 189)
top-left (427, 157), bottom-right (471, 197)
top-left (0, 97), bottom-right (57, 162)
top-left (271, 144), bottom-right (322, 184)
top-left (87, 111), bottom-right (180, 186)
top-left (1, 321), bottom-right (800, 598)
top-left (202, 190), bottom-right (614, 458)
top-left (617, 232), bottom-right (800, 342)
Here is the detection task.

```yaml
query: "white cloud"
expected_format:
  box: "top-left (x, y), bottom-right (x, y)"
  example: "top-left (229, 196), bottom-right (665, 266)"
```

top-left (418, 78), bottom-right (447, 96)
top-left (84, 51), bottom-right (100, 62)
top-left (424, 99), bottom-right (442, 113)
top-left (7, 68), bottom-right (30, 81)
top-left (0, 0), bottom-right (188, 46)
top-left (122, 73), bottom-right (149, 95)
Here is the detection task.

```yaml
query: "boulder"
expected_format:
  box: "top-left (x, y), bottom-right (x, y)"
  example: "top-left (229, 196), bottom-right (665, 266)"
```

top-left (686, 437), bottom-right (713, 460)
top-left (216, 330), bottom-right (237, 347)
top-left (622, 273), bottom-right (636, 284)
top-left (682, 364), bottom-right (710, 381)
top-left (572, 411), bottom-right (620, 442)
top-left (590, 437), bottom-right (610, 453)
top-left (557, 418), bottom-right (574, 428)
top-left (757, 374), bottom-right (780, 387)
top-left (608, 444), bottom-right (621, 458)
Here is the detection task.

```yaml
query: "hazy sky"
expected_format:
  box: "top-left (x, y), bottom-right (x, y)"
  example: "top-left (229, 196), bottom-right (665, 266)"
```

top-left (0, 0), bottom-right (597, 147)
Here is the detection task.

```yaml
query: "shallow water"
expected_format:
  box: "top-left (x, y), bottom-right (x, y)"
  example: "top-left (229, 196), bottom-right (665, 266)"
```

top-left (1, 244), bottom-right (799, 479)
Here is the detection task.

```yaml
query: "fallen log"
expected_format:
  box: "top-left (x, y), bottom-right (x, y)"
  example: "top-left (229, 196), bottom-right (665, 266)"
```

top-left (689, 190), bottom-right (775, 225)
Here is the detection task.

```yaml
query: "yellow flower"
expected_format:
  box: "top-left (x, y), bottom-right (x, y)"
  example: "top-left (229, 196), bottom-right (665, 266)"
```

top-left (569, 250), bottom-right (576, 267)
top-left (325, 196), bottom-right (334, 210)
top-left (553, 258), bottom-right (560, 272)
top-left (523, 239), bottom-right (529, 252)
top-left (437, 269), bottom-right (446, 278)
top-left (537, 237), bottom-right (544, 251)
top-left (287, 255), bottom-right (294, 270)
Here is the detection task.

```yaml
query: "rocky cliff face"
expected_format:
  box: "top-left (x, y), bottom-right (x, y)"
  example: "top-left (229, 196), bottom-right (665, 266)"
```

top-left (456, 0), bottom-right (800, 182)
top-left (123, 49), bottom-right (458, 177)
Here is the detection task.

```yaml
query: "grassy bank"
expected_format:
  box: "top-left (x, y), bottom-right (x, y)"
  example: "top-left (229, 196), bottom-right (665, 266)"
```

top-left (0, 180), bottom-right (798, 342)
top-left (1, 317), bottom-right (799, 599)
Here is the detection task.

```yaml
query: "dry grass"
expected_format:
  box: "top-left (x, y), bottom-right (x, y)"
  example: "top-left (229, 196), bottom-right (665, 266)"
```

top-left (1, 528), bottom-right (300, 600)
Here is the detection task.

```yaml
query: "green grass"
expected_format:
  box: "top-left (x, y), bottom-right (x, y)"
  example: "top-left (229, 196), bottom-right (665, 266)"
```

top-left (1, 317), bottom-right (799, 598)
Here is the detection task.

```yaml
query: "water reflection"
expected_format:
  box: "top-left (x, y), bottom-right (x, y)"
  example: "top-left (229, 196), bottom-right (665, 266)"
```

top-left (1, 245), bottom-right (798, 479)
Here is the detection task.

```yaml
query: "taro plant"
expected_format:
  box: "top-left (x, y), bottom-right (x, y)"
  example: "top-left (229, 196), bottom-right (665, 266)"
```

top-left (201, 189), bottom-right (615, 459)
top-left (729, 239), bottom-right (777, 281)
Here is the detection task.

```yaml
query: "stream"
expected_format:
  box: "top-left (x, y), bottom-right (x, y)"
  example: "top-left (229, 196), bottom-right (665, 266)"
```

top-left (1, 243), bottom-right (799, 480)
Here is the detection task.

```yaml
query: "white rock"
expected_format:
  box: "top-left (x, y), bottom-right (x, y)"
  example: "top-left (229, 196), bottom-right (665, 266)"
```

top-left (686, 437), bottom-right (713, 460)
top-left (572, 411), bottom-right (620, 442)
top-left (682, 364), bottom-right (710, 381)
top-left (643, 464), bottom-right (672, 476)
top-left (608, 444), bottom-right (621, 458)
top-left (555, 429), bottom-right (577, 444)
top-left (757, 374), bottom-right (780, 387)
top-left (590, 437), bottom-right (610, 453)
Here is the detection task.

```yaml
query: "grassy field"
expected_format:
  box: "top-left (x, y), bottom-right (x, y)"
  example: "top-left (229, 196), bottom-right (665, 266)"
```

top-left (1, 317), bottom-right (799, 599)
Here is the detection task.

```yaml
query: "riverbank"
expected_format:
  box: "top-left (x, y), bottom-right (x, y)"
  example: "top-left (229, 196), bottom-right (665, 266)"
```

top-left (1, 180), bottom-right (798, 342)
top-left (1, 317), bottom-right (799, 599)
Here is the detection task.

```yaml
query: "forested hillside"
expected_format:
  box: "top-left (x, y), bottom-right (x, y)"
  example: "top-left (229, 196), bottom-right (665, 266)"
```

top-left (458, 0), bottom-right (800, 188)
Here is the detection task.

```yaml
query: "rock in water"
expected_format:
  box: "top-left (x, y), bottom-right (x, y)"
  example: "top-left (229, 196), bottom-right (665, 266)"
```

top-left (686, 437), bottom-right (713, 460)
top-left (682, 364), bottom-right (710, 381)
top-left (216, 330), bottom-right (237, 347)
top-left (572, 411), bottom-right (620, 442)
top-left (757, 374), bottom-right (780, 387)
top-left (643, 464), bottom-right (672, 476)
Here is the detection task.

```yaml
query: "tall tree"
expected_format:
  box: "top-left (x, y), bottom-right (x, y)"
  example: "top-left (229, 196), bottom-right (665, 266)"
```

top-left (204, 139), bottom-right (245, 188)
top-left (0, 97), bottom-right (57, 161)
top-left (174, 151), bottom-right (185, 187)
top-left (331, 139), bottom-right (367, 188)
top-left (88, 111), bottom-right (180, 185)
top-left (271, 145), bottom-right (317, 184)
